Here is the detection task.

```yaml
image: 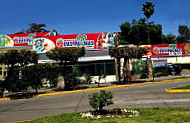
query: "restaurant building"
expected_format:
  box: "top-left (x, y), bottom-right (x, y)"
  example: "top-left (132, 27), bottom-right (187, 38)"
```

top-left (1, 32), bottom-right (190, 81)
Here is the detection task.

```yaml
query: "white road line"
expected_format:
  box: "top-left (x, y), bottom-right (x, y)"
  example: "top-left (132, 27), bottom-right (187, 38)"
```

top-left (115, 98), bottom-right (190, 104)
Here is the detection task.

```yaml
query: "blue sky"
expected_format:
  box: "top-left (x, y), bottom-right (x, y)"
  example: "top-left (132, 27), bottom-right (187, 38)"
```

top-left (0, 0), bottom-right (189, 36)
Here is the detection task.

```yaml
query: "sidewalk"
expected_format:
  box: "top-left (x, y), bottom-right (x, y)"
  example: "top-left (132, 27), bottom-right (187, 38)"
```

top-left (2, 73), bottom-right (190, 99)
top-left (77, 74), bottom-right (190, 89)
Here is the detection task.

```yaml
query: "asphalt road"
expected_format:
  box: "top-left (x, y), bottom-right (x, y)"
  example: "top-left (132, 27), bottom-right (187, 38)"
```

top-left (0, 80), bottom-right (190, 123)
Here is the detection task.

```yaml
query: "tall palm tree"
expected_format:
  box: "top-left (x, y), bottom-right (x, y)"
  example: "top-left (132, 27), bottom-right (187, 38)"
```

top-left (142, 2), bottom-right (155, 44)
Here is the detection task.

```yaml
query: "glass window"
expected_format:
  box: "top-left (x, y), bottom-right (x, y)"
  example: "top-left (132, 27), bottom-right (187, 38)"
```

top-left (106, 63), bottom-right (115, 75)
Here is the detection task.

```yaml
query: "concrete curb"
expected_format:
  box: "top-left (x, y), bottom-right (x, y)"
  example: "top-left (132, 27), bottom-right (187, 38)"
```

top-left (0, 97), bottom-right (10, 101)
top-left (1, 77), bottom-right (190, 101)
top-left (165, 89), bottom-right (190, 93)
top-left (34, 78), bottom-right (190, 98)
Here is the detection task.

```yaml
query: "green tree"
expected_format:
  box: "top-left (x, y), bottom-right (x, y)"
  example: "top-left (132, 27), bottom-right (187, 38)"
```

top-left (89, 90), bottom-right (113, 111)
top-left (119, 18), bottom-right (162, 45)
top-left (15, 23), bottom-right (59, 34)
top-left (26, 23), bottom-right (48, 33)
top-left (46, 47), bottom-right (85, 90)
top-left (142, 1), bottom-right (155, 44)
top-left (21, 65), bottom-right (46, 93)
top-left (0, 50), bottom-right (38, 93)
top-left (176, 35), bottom-right (186, 43)
top-left (44, 63), bottom-right (60, 88)
top-left (119, 22), bottom-right (131, 44)
top-left (19, 50), bottom-right (38, 66)
top-left (1, 50), bottom-right (22, 92)
top-left (109, 46), bottom-right (147, 83)
top-left (178, 25), bottom-right (190, 42)
top-left (161, 34), bottom-right (177, 44)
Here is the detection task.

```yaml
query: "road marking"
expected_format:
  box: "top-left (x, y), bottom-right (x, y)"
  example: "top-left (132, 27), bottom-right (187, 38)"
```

top-left (115, 98), bottom-right (190, 105)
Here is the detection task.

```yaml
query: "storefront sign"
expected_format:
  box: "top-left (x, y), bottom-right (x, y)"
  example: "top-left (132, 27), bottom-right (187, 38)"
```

top-left (56, 35), bottom-right (94, 48)
top-left (0, 32), bottom-right (118, 54)
top-left (151, 44), bottom-right (190, 57)
top-left (153, 44), bottom-right (182, 56)
top-left (0, 33), bottom-right (49, 48)
top-left (154, 60), bottom-right (167, 67)
top-left (33, 32), bottom-right (117, 53)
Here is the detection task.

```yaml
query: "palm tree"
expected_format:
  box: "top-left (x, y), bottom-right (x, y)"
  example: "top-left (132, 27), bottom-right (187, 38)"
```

top-left (142, 2), bottom-right (155, 44)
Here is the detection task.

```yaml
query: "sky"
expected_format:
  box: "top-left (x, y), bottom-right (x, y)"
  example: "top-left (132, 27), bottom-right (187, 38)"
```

top-left (0, 0), bottom-right (190, 36)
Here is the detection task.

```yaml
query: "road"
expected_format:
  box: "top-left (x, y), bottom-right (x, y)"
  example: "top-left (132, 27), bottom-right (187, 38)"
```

top-left (0, 80), bottom-right (190, 123)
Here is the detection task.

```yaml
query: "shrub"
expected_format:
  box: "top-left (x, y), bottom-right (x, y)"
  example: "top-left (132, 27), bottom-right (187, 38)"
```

top-left (64, 73), bottom-right (79, 90)
top-left (89, 90), bottom-right (113, 111)
top-left (83, 73), bottom-right (92, 84)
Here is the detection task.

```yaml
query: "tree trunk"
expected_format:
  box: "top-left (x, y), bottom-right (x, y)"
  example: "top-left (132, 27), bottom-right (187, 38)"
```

top-left (147, 18), bottom-right (150, 44)
top-left (131, 60), bottom-right (136, 81)
top-left (126, 59), bottom-right (131, 82)
top-left (0, 88), bottom-right (4, 98)
top-left (147, 57), bottom-right (153, 78)
top-left (35, 87), bottom-right (38, 94)
top-left (115, 58), bottom-right (121, 82)
top-left (63, 61), bottom-right (68, 90)
top-left (123, 58), bottom-right (127, 84)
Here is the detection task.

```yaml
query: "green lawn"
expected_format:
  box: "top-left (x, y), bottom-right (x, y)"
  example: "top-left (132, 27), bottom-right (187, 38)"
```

top-left (23, 108), bottom-right (190, 123)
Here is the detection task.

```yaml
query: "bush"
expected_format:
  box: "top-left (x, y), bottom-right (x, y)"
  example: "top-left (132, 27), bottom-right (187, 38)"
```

top-left (83, 73), bottom-right (92, 84)
top-left (89, 90), bottom-right (113, 111)
top-left (64, 73), bottom-right (79, 90)
top-left (44, 64), bottom-right (59, 88)
top-left (0, 80), bottom-right (5, 98)
top-left (154, 67), bottom-right (168, 77)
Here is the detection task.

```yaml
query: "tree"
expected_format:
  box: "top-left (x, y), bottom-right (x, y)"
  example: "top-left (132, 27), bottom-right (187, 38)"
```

top-left (109, 46), bottom-right (147, 83)
top-left (0, 50), bottom-right (38, 93)
top-left (1, 50), bottom-right (22, 92)
top-left (26, 23), bottom-right (48, 33)
top-left (15, 23), bottom-right (51, 34)
top-left (19, 50), bottom-right (38, 66)
top-left (161, 34), bottom-right (177, 44)
top-left (46, 47), bottom-right (85, 90)
top-left (119, 18), bottom-right (162, 45)
top-left (142, 1), bottom-right (155, 44)
top-left (119, 22), bottom-right (131, 44)
top-left (21, 65), bottom-right (46, 93)
top-left (176, 35), bottom-right (186, 43)
top-left (178, 25), bottom-right (190, 42)
top-left (44, 63), bottom-right (60, 87)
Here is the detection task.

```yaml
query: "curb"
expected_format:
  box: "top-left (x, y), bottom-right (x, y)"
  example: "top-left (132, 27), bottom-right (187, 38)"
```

top-left (0, 97), bottom-right (10, 101)
top-left (165, 89), bottom-right (190, 93)
top-left (1, 77), bottom-right (190, 101)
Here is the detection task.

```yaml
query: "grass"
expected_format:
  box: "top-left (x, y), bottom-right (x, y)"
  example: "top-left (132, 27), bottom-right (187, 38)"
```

top-left (22, 108), bottom-right (190, 123)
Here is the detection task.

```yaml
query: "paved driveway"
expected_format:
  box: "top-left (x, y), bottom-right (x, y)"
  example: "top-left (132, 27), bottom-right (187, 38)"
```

top-left (0, 80), bottom-right (190, 123)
